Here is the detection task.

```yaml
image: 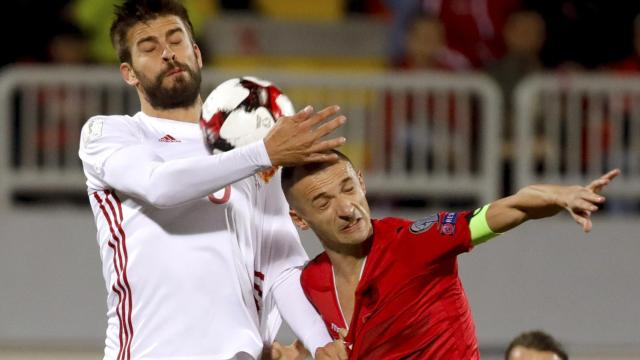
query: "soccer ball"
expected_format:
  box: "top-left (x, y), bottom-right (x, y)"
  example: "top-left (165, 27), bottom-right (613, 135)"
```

top-left (200, 76), bottom-right (295, 154)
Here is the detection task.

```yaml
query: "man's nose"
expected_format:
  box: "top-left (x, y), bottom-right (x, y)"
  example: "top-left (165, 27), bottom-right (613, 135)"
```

top-left (337, 200), bottom-right (356, 222)
top-left (161, 46), bottom-right (176, 62)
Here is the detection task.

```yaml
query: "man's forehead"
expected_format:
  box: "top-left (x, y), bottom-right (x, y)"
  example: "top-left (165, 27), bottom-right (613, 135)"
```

top-left (296, 161), bottom-right (354, 192)
top-left (306, 160), bottom-right (352, 180)
top-left (128, 15), bottom-right (186, 42)
top-left (510, 346), bottom-right (562, 360)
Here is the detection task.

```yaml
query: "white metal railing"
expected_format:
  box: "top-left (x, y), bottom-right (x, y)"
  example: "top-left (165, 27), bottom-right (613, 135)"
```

top-left (0, 65), bottom-right (502, 207)
top-left (514, 74), bottom-right (640, 196)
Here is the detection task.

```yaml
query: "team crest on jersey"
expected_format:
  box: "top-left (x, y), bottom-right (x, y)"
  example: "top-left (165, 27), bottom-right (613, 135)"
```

top-left (410, 213), bottom-right (438, 234)
top-left (82, 118), bottom-right (103, 145)
top-left (439, 212), bottom-right (457, 235)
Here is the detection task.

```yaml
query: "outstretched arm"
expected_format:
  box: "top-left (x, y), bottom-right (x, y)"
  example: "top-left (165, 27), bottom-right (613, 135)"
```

top-left (80, 106), bottom-right (345, 208)
top-left (485, 169), bottom-right (620, 234)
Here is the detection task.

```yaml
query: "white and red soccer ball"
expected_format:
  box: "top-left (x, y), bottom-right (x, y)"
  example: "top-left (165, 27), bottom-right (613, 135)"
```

top-left (200, 76), bottom-right (294, 154)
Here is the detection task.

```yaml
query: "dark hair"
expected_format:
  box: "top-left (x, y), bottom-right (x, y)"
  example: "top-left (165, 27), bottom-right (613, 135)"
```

top-left (110, 0), bottom-right (195, 63)
top-left (505, 330), bottom-right (568, 360)
top-left (281, 150), bottom-right (353, 200)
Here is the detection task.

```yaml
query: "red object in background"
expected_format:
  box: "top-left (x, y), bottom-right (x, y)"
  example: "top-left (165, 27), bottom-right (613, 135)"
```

top-left (423, 0), bottom-right (521, 68)
top-left (608, 56), bottom-right (640, 74)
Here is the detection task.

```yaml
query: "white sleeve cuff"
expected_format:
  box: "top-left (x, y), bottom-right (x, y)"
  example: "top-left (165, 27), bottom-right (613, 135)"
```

top-left (242, 140), bottom-right (272, 168)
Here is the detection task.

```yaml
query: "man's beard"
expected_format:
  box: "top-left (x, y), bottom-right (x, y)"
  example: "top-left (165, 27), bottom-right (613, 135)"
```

top-left (135, 61), bottom-right (201, 110)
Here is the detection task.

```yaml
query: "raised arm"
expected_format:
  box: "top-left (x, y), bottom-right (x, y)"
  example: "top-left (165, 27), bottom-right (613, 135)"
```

top-left (80, 106), bottom-right (346, 208)
top-left (485, 169), bottom-right (620, 234)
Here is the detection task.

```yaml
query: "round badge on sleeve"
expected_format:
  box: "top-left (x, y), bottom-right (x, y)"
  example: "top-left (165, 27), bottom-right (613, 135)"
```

top-left (409, 213), bottom-right (438, 234)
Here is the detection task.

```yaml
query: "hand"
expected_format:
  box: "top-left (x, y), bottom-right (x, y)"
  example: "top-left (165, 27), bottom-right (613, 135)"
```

top-left (561, 169), bottom-right (620, 232)
top-left (270, 340), bottom-right (310, 360)
top-left (315, 329), bottom-right (349, 360)
top-left (264, 105), bottom-right (346, 167)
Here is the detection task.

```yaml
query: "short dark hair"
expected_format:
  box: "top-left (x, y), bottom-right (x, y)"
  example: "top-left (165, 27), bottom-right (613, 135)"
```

top-left (110, 0), bottom-right (195, 63)
top-left (281, 150), bottom-right (353, 201)
top-left (505, 330), bottom-right (568, 360)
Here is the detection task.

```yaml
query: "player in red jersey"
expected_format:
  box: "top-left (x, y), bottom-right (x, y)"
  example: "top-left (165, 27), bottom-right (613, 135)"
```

top-left (281, 151), bottom-right (618, 359)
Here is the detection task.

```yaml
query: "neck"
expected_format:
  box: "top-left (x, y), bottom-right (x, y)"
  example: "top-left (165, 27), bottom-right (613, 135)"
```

top-left (140, 96), bottom-right (203, 123)
top-left (325, 238), bottom-right (371, 281)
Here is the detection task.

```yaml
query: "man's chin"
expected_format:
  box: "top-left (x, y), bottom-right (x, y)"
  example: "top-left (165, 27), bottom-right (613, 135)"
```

top-left (339, 231), bottom-right (369, 245)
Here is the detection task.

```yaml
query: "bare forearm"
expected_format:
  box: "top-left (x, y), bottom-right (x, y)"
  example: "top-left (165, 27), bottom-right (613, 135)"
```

top-left (480, 169), bottom-right (618, 237)
top-left (487, 184), bottom-right (574, 233)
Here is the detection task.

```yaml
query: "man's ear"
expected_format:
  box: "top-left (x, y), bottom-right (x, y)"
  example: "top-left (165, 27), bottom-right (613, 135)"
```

top-left (120, 63), bottom-right (139, 86)
top-left (193, 43), bottom-right (203, 69)
top-left (357, 169), bottom-right (366, 195)
top-left (289, 209), bottom-right (309, 230)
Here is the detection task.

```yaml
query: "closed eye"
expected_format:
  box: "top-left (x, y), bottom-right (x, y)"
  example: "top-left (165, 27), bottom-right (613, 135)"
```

top-left (168, 35), bottom-right (183, 45)
top-left (141, 45), bottom-right (156, 53)
top-left (315, 200), bottom-right (330, 210)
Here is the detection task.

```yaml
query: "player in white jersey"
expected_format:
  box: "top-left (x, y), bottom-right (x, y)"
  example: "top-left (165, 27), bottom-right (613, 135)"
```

top-left (78, 1), bottom-right (346, 359)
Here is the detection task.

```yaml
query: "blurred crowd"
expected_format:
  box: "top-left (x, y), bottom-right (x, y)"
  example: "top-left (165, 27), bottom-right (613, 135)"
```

top-left (4, 0), bottom-right (639, 205)
top-left (5, 0), bottom-right (640, 72)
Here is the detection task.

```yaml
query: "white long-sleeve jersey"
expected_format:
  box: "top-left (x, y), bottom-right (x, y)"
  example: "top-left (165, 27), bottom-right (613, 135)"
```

top-left (78, 112), bottom-right (330, 360)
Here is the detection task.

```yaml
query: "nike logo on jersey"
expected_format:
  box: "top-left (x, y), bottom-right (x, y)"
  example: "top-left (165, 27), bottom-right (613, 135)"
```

top-left (159, 134), bottom-right (181, 142)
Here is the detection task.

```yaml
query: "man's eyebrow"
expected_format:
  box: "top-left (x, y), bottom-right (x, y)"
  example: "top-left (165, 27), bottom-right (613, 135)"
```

top-left (311, 192), bottom-right (329, 203)
top-left (310, 176), bottom-right (352, 202)
top-left (166, 27), bottom-right (184, 38)
top-left (340, 177), bottom-right (353, 186)
top-left (136, 28), bottom-right (184, 47)
top-left (136, 35), bottom-right (157, 47)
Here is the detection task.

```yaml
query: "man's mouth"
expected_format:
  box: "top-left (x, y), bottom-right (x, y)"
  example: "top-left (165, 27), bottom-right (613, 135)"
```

top-left (341, 218), bottom-right (362, 232)
top-left (166, 68), bottom-right (184, 76)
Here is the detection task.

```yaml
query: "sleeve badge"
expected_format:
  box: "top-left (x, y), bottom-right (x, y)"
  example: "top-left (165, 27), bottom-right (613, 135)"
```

top-left (409, 213), bottom-right (439, 234)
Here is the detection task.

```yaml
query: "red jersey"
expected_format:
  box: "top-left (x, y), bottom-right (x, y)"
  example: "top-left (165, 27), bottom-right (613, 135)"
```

top-left (300, 212), bottom-right (479, 359)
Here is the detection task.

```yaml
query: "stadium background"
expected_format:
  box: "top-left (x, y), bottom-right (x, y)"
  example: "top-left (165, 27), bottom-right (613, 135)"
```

top-left (1, 0), bottom-right (639, 359)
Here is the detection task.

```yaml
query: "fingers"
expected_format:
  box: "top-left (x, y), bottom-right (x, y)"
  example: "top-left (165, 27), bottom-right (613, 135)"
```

top-left (587, 168), bottom-right (620, 193)
top-left (313, 115), bottom-right (346, 139)
top-left (297, 136), bottom-right (350, 163)
top-left (286, 105), bottom-right (314, 123)
top-left (292, 340), bottom-right (310, 359)
top-left (601, 168), bottom-right (621, 182)
top-left (302, 152), bottom-right (338, 163)
top-left (316, 347), bottom-right (348, 360)
top-left (336, 340), bottom-right (349, 359)
top-left (565, 170), bottom-right (618, 233)
top-left (581, 191), bottom-right (605, 206)
top-left (315, 338), bottom-right (349, 360)
top-left (573, 198), bottom-right (599, 213)
top-left (587, 178), bottom-right (609, 193)
top-left (270, 342), bottom-right (283, 360)
top-left (571, 210), bottom-right (592, 233)
top-left (308, 137), bottom-right (347, 154)
top-left (305, 105), bottom-right (341, 128)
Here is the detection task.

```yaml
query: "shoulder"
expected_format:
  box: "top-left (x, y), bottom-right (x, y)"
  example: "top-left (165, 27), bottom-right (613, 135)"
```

top-left (81, 114), bottom-right (140, 139)
top-left (79, 114), bottom-right (145, 167)
top-left (372, 217), bottom-right (413, 238)
top-left (300, 252), bottom-right (332, 292)
top-left (376, 217), bottom-right (411, 229)
top-left (376, 211), bottom-right (471, 240)
top-left (82, 114), bottom-right (136, 128)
